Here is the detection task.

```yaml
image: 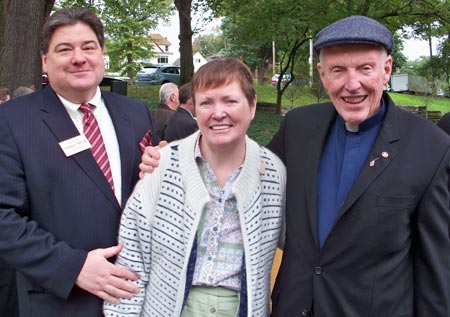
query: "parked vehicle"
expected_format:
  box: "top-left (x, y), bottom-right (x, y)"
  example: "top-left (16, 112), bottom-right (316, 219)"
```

top-left (271, 73), bottom-right (292, 86)
top-left (135, 65), bottom-right (180, 86)
top-left (390, 74), bottom-right (430, 94)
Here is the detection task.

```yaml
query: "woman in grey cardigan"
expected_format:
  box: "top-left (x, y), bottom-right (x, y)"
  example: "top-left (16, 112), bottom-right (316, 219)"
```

top-left (104, 57), bottom-right (286, 317)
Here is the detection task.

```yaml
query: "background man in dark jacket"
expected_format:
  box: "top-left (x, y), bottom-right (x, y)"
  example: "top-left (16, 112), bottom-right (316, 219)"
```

top-left (154, 82), bottom-right (179, 140)
top-left (165, 82), bottom-right (198, 142)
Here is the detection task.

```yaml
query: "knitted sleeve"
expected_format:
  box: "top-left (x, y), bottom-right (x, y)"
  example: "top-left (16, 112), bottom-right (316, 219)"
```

top-left (104, 149), bottom-right (170, 317)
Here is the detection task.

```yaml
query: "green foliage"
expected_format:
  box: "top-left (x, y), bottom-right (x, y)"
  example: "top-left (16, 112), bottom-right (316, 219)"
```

top-left (101, 0), bottom-right (172, 79)
top-left (436, 36), bottom-right (450, 91)
top-left (58, 0), bottom-right (173, 79)
top-left (388, 92), bottom-right (450, 113)
top-left (128, 85), bottom-right (160, 111)
top-left (193, 33), bottom-right (225, 58)
top-left (56, 0), bottom-right (101, 12)
top-left (247, 110), bottom-right (283, 145)
top-left (391, 33), bottom-right (407, 73)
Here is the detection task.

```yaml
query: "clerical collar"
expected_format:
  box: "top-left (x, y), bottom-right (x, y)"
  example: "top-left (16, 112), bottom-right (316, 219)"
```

top-left (341, 99), bottom-right (386, 133)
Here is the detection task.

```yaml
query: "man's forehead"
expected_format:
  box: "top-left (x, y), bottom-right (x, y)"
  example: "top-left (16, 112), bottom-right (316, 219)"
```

top-left (49, 23), bottom-right (99, 46)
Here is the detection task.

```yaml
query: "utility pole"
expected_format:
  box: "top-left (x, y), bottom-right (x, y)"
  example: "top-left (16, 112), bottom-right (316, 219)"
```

top-left (272, 40), bottom-right (276, 75)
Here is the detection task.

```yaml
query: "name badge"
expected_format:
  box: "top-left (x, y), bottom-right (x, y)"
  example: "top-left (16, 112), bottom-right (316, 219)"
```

top-left (59, 134), bottom-right (91, 157)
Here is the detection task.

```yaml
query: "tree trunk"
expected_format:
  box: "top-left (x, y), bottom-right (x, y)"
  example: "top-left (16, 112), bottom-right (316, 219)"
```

top-left (175, 0), bottom-right (194, 86)
top-left (257, 59), bottom-right (265, 85)
top-left (0, 0), bottom-right (54, 92)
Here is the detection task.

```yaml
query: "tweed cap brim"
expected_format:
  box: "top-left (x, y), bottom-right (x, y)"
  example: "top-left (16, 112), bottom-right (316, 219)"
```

top-left (314, 15), bottom-right (394, 55)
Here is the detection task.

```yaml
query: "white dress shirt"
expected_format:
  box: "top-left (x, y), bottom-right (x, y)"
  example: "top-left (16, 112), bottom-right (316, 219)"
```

top-left (57, 87), bottom-right (122, 205)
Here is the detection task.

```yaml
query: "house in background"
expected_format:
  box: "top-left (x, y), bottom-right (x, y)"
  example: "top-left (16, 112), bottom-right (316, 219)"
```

top-left (173, 51), bottom-right (207, 73)
top-left (193, 52), bottom-right (207, 72)
top-left (140, 33), bottom-right (175, 65)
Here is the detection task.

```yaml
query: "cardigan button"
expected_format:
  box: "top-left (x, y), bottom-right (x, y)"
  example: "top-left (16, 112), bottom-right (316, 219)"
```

top-left (210, 307), bottom-right (216, 313)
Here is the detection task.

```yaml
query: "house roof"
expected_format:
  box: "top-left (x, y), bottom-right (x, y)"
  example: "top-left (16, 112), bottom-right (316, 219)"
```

top-left (149, 33), bottom-right (172, 46)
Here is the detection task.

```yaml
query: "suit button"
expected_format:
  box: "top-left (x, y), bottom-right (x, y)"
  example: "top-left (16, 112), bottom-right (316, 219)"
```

top-left (314, 266), bottom-right (322, 275)
top-left (301, 308), bottom-right (308, 316)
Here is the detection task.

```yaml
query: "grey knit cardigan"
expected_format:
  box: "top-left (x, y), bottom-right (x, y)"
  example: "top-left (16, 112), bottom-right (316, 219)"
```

top-left (104, 131), bottom-right (286, 317)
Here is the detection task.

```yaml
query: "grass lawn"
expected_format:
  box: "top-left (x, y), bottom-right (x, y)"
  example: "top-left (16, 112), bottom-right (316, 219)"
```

top-left (127, 83), bottom-right (450, 145)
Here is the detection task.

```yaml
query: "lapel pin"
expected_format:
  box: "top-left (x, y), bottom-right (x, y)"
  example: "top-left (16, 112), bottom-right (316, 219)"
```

top-left (257, 161), bottom-right (266, 174)
top-left (381, 151), bottom-right (389, 158)
top-left (369, 157), bottom-right (379, 167)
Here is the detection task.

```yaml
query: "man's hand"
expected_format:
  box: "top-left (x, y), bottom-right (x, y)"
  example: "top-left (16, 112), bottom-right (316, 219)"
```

top-left (75, 245), bottom-right (139, 304)
top-left (138, 141), bottom-right (167, 179)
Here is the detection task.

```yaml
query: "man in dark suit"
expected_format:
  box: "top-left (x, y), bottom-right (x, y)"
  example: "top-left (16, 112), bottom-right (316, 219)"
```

top-left (269, 16), bottom-right (450, 316)
top-left (0, 8), bottom-right (157, 317)
top-left (154, 82), bottom-right (179, 141)
top-left (165, 82), bottom-right (198, 142)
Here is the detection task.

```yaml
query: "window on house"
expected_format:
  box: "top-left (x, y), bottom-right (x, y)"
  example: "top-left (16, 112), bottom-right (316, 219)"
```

top-left (158, 55), bottom-right (169, 64)
top-left (165, 45), bottom-right (169, 52)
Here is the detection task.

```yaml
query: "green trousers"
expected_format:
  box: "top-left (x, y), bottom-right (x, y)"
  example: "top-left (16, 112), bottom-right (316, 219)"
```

top-left (182, 286), bottom-right (240, 317)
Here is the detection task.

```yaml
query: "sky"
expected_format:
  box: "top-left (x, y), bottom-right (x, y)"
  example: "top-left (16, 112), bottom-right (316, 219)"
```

top-left (154, 13), bottom-right (438, 62)
top-left (402, 37), bottom-right (438, 61)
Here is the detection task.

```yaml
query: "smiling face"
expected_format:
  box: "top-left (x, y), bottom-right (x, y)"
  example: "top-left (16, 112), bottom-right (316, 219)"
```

top-left (317, 44), bottom-right (392, 127)
top-left (42, 22), bottom-right (105, 103)
top-left (195, 81), bottom-right (256, 153)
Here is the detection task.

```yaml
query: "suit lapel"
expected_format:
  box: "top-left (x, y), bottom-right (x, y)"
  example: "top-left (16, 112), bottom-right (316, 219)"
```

top-left (337, 95), bottom-right (400, 220)
top-left (40, 87), bottom-right (121, 211)
top-left (102, 93), bottom-right (135, 205)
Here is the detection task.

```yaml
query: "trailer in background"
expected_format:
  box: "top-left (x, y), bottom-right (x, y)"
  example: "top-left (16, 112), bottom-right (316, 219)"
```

top-left (390, 74), bottom-right (430, 94)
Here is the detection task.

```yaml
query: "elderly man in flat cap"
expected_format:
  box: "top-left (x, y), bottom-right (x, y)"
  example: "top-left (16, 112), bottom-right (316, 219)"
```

top-left (138, 15), bottom-right (450, 316)
top-left (268, 15), bottom-right (450, 316)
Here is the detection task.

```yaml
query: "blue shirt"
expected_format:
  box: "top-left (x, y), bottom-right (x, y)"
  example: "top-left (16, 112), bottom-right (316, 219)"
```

top-left (317, 102), bottom-right (386, 247)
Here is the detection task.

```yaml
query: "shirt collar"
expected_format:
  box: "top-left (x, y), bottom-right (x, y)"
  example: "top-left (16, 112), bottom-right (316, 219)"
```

top-left (56, 87), bottom-right (103, 114)
top-left (338, 98), bottom-right (386, 133)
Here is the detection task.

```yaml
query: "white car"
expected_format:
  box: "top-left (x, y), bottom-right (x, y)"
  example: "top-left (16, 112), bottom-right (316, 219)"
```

top-left (271, 73), bottom-right (292, 86)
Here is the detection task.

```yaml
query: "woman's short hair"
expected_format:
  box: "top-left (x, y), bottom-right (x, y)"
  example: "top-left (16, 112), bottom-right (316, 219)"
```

top-left (191, 57), bottom-right (255, 106)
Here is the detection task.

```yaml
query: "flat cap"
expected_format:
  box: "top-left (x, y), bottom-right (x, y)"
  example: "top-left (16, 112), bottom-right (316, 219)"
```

top-left (314, 15), bottom-right (393, 54)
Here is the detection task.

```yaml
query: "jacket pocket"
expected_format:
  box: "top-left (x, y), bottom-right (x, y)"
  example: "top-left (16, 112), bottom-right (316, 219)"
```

top-left (376, 195), bottom-right (417, 208)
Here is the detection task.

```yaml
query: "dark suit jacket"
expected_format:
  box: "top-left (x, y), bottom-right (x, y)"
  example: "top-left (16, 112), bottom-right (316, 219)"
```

top-left (165, 107), bottom-right (198, 142)
top-left (153, 102), bottom-right (175, 141)
top-left (0, 86), bottom-right (157, 317)
top-left (269, 92), bottom-right (450, 316)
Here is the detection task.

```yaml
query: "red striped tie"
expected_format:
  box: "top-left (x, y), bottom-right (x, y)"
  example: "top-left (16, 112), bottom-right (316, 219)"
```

top-left (80, 103), bottom-right (114, 191)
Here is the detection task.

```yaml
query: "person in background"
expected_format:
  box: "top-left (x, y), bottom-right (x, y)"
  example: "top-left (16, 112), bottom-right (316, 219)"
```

top-left (154, 82), bottom-right (179, 140)
top-left (165, 82), bottom-right (198, 142)
top-left (0, 87), bottom-right (10, 104)
top-left (139, 15), bottom-right (450, 317)
top-left (104, 57), bottom-right (286, 317)
top-left (0, 7), bottom-right (157, 317)
top-left (437, 111), bottom-right (450, 135)
top-left (12, 86), bottom-right (34, 98)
